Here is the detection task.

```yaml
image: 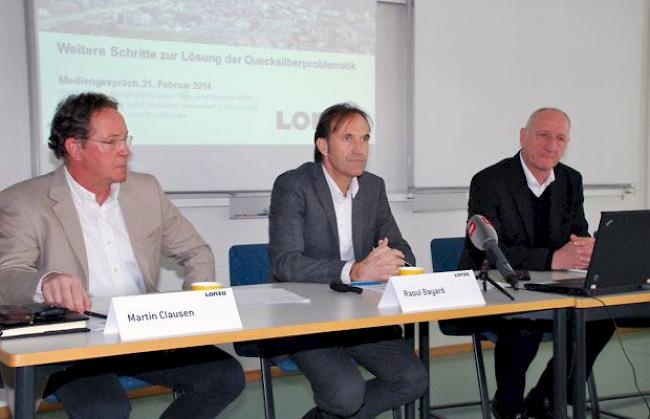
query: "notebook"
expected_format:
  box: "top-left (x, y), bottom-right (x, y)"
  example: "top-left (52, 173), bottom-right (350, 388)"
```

top-left (524, 210), bottom-right (650, 296)
top-left (0, 303), bottom-right (89, 339)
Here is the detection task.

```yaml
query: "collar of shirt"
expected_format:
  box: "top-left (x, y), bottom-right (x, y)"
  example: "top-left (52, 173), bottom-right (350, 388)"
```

top-left (322, 165), bottom-right (359, 200)
top-left (519, 152), bottom-right (555, 198)
top-left (64, 166), bottom-right (120, 208)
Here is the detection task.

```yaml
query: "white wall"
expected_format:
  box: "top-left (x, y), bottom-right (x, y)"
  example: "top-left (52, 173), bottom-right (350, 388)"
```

top-left (0, 1), bottom-right (32, 190)
top-left (1, 0), bottom-right (649, 353)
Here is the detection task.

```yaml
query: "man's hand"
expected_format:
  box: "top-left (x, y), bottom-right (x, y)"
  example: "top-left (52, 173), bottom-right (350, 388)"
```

top-left (41, 273), bottom-right (91, 314)
top-left (551, 234), bottom-right (595, 270)
top-left (350, 238), bottom-right (406, 282)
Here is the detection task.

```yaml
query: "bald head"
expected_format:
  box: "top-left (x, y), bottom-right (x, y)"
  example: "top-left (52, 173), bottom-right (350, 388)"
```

top-left (525, 107), bottom-right (571, 131)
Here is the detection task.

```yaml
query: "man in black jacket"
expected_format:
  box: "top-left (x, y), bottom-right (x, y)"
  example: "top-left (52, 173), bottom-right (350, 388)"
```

top-left (458, 108), bottom-right (615, 419)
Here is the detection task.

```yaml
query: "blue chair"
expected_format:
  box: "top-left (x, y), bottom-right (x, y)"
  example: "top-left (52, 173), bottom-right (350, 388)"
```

top-left (229, 243), bottom-right (295, 419)
top-left (229, 243), bottom-right (272, 286)
top-left (430, 237), bottom-right (465, 272)
top-left (430, 237), bottom-right (492, 419)
top-left (229, 243), bottom-right (404, 419)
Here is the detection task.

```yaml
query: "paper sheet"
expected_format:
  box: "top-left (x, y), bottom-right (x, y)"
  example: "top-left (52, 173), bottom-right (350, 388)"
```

top-left (234, 288), bottom-right (310, 306)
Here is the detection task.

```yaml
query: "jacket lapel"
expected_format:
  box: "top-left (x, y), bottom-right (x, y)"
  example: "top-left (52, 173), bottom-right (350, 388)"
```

top-left (311, 164), bottom-right (340, 252)
top-left (48, 166), bottom-right (89, 285)
top-left (510, 154), bottom-right (535, 245)
top-left (547, 167), bottom-right (567, 243)
top-left (351, 180), bottom-right (365, 260)
top-left (118, 178), bottom-right (151, 285)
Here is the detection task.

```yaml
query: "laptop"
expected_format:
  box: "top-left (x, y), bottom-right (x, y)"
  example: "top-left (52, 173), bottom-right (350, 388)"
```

top-left (524, 210), bottom-right (650, 296)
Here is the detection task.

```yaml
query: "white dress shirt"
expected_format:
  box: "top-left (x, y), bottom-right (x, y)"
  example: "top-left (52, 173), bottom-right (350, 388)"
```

top-left (62, 167), bottom-right (146, 297)
top-left (322, 165), bottom-right (359, 283)
top-left (520, 152), bottom-right (555, 197)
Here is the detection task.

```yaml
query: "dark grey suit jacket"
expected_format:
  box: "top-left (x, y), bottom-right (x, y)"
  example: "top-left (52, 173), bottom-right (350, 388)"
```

top-left (459, 152), bottom-right (589, 271)
top-left (269, 162), bottom-right (414, 283)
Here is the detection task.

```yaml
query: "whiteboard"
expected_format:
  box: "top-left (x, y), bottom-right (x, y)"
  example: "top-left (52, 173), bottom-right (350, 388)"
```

top-left (412, 0), bottom-right (648, 188)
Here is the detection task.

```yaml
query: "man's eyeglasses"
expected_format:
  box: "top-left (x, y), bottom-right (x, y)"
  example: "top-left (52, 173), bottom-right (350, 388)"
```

top-left (86, 135), bottom-right (133, 148)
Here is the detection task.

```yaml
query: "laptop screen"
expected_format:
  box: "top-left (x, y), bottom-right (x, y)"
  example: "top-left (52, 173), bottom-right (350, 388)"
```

top-left (584, 210), bottom-right (650, 293)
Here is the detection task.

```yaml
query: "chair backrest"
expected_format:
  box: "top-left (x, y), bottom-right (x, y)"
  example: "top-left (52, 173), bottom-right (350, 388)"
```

top-left (228, 243), bottom-right (270, 286)
top-left (430, 237), bottom-right (465, 272)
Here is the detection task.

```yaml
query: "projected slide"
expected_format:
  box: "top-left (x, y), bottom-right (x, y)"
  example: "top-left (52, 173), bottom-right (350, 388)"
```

top-left (34, 0), bottom-right (375, 146)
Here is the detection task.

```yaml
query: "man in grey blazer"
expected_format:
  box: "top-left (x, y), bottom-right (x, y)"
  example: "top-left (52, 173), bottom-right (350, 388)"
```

top-left (0, 92), bottom-right (244, 418)
top-left (269, 103), bottom-right (427, 419)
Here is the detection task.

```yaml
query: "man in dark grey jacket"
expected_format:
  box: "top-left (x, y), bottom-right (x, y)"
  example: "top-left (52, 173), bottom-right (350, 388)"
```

top-left (269, 103), bottom-right (427, 419)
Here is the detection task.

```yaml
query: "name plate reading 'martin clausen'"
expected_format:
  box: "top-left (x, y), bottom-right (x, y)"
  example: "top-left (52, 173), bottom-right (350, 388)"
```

top-left (378, 270), bottom-right (485, 313)
top-left (104, 288), bottom-right (242, 341)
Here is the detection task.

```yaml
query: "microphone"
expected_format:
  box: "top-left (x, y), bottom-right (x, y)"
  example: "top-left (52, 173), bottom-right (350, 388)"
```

top-left (467, 214), bottom-right (519, 290)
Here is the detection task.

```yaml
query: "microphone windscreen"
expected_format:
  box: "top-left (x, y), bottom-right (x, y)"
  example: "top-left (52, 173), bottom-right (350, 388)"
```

top-left (467, 214), bottom-right (498, 250)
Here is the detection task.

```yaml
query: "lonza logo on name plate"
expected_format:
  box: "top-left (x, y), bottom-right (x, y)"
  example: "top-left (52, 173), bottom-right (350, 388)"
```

top-left (204, 289), bottom-right (227, 297)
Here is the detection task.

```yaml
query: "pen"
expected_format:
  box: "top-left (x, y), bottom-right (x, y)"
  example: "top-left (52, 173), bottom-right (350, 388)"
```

top-left (374, 238), bottom-right (413, 267)
top-left (353, 281), bottom-right (382, 286)
top-left (84, 310), bottom-right (108, 319)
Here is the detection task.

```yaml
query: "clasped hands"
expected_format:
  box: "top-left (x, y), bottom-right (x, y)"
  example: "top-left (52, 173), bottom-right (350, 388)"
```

top-left (551, 234), bottom-right (595, 270)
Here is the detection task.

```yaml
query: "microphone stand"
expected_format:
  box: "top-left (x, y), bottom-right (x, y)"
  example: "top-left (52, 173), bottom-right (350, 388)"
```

top-left (478, 258), bottom-right (515, 301)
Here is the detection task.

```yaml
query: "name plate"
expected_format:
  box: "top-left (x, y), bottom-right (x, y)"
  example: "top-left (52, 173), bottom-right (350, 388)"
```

top-left (104, 288), bottom-right (242, 341)
top-left (378, 270), bottom-right (485, 312)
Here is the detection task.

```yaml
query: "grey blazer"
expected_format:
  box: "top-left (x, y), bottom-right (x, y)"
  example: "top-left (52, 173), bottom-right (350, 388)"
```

top-left (0, 166), bottom-right (215, 304)
top-left (269, 162), bottom-right (414, 283)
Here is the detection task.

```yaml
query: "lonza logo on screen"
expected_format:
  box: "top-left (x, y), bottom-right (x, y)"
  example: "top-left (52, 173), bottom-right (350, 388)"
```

top-left (276, 111), bottom-right (321, 130)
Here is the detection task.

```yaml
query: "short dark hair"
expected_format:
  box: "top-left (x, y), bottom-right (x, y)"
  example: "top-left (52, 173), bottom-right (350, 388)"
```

top-left (48, 92), bottom-right (119, 160)
top-left (313, 103), bottom-right (372, 162)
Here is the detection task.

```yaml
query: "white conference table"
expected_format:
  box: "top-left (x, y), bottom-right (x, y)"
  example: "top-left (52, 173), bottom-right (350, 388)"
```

top-left (0, 282), bottom-right (575, 419)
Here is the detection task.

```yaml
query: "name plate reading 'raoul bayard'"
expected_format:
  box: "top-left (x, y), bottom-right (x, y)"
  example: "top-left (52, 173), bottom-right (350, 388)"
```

top-left (378, 270), bottom-right (485, 312)
top-left (104, 289), bottom-right (242, 341)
